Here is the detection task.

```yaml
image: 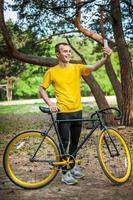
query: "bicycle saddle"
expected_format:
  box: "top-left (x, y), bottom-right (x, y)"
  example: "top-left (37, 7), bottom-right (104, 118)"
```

top-left (39, 106), bottom-right (51, 114)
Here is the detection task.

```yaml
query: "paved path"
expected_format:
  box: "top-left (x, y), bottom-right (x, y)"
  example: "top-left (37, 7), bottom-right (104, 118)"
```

top-left (0, 96), bottom-right (117, 106)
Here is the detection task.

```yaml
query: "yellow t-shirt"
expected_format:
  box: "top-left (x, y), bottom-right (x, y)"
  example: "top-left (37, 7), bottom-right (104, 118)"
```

top-left (41, 63), bottom-right (90, 112)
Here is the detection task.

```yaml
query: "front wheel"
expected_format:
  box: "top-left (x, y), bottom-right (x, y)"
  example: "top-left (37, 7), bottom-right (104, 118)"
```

top-left (98, 128), bottom-right (132, 184)
top-left (3, 130), bottom-right (60, 189)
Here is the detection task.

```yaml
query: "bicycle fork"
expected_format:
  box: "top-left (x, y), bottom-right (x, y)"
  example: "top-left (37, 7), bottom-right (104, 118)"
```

top-left (103, 128), bottom-right (120, 157)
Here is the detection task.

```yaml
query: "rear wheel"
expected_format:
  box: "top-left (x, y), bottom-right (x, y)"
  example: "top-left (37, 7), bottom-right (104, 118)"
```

top-left (98, 128), bottom-right (132, 184)
top-left (3, 131), bottom-right (60, 189)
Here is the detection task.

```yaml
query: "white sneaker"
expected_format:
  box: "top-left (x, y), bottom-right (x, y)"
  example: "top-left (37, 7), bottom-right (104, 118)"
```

top-left (62, 171), bottom-right (78, 185)
top-left (71, 166), bottom-right (85, 179)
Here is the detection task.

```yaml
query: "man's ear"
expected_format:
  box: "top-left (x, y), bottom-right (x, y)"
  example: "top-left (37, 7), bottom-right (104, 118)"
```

top-left (56, 52), bottom-right (59, 58)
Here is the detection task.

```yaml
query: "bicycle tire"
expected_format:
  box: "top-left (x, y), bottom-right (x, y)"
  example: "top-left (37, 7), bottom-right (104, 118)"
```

top-left (97, 128), bottom-right (132, 184)
top-left (3, 130), bottom-right (60, 189)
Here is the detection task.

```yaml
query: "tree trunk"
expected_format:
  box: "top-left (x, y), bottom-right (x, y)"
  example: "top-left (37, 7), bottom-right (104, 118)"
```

top-left (99, 6), bottom-right (123, 111)
top-left (111, 0), bottom-right (133, 125)
top-left (105, 60), bottom-right (123, 110)
top-left (6, 77), bottom-right (13, 101)
top-left (83, 74), bottom-right (117, 125)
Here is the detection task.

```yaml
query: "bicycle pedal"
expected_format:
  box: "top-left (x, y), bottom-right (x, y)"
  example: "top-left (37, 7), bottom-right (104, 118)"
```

top-left (75, 159), bottom-right (81, 165)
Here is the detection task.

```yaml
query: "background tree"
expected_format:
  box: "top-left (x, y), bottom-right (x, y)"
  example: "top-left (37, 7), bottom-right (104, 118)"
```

top-left (111, 0), bottom-right (133, 125)
top-left (0, 19), bottom-right (54, 99)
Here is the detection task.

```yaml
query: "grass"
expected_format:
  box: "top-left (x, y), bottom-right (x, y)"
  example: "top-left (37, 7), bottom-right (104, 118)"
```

top-left (0, 103), bottom-right (98, 136)
top-left (0, 103), bottom-right (44, 115)
top-left (0, 103), bottom-right (48, 137)
top-left (0, 103), bottom-right (98, 115)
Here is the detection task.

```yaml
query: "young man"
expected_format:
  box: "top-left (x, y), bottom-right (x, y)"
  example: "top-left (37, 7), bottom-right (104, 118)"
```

top-left (39, 42), bottom-right (112, 185)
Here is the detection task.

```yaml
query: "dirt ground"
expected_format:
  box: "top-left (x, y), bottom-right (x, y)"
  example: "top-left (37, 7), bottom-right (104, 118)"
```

top-left (0, 113), bottom-right (133, 200)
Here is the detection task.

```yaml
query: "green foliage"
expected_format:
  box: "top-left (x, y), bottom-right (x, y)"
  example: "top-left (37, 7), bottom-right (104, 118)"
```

top-left (0, 21), bottom-right (26, 80)
top-left (1, 8), bottom-right (132, 100)
top-left (3, 35), bottom-right (123, 99)
top-left (81, 80), bottom-right (91, 96)
top-left (66, 36), bottom-right (118, 96)
top-left (14, 77), bottom-right (39, 98)
top-left (9, 0), bottom-right (133, 43)
top-left (0, 31), bottom-right (126, 100)
top-left (13, 64), bottom-right (46, 98)
top-left (0, 19), bottom-right (55, 100)
top-left (46, 85), bottom-right (55, 97)
top-left (111, 52), bottom-right (121, 79)
top-left (1, 0), bottom-right (132, 101)
top-left (93, 68), bottom-right (115, 96)
top-left (0, 20), bottom-right (55, 81)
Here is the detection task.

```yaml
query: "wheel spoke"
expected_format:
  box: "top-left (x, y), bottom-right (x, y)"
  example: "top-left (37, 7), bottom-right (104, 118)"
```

top-left (3, 131), bottom-right (60, 189)
top-left (98, 128), bottom-right (132, 184)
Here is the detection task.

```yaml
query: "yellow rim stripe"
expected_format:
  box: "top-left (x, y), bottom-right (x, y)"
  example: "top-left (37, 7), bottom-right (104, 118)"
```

top-left (99, 128), bottom-right (131, 183)
top-left (5, 132), bottom-right (59, 188)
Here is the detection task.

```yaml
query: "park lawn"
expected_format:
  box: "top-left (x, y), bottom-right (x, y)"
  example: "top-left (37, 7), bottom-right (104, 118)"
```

top-left (0, 103), bottom-right (96, 115)
top-left (0, 103), bottom-right (43, 115)
top-left (0, 103), bottom-right (96, 137)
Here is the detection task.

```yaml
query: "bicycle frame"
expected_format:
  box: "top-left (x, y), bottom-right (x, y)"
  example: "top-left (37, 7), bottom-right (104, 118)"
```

top-left (55, 117), bottom-right (99, 157)
top-left (39, 106), bottom-right (122, 161)
top-left (4, 106), bottom-right (131, 188)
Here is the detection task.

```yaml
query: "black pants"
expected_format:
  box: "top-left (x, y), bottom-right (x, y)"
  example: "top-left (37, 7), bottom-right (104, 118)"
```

top-left (56, 111), bottom-right (82, 158)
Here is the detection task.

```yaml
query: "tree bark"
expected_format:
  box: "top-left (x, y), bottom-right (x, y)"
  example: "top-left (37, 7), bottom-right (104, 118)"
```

top-left (99, 8), bottom-right (123, 111)
top-left (111, 0), bottom-right (133, 125)
top-left (105, 60), bottom-right (123, 110)
top-left (83, 75), bottom-right (117, 125)
top-left (73, 0), bottom-right (103, 45)
top-left (6, 77), bottom-right (13, 101)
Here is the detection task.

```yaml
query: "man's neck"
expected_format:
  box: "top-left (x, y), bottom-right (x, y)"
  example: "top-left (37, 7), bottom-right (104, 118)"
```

top-left (58, 60), bottom-right (69, 67)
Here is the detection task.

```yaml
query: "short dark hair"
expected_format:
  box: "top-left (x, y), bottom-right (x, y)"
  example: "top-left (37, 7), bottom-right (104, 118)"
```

top-left (55, 42), bottom-right (69, 53)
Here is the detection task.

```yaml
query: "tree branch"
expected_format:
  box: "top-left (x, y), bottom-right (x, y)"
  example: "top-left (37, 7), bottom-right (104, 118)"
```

top-left (66, 36), bottom-right (86, 64)
top-left (123, 0), bottom-right (133, 9)
top-left (36, 30), bottom-right (79, 45)
top-left (0, 0), bottom-right (15, 54)
top-left (71, 0), bottom-right (104, 45)
top-left (0, 0), bottom-right (56, 66)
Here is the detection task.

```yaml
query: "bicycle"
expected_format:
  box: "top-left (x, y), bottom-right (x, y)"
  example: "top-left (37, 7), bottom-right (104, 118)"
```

top-left (3, 106), bottom-right (132, 189)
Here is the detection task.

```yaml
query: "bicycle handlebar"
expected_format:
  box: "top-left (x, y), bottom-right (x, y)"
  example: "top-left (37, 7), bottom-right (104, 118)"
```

top-left (39, 106), bottom-right (122, 121)
top-left (90, 107), bottom-right (122, 120)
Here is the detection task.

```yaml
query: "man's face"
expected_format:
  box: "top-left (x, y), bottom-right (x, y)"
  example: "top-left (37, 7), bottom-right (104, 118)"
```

top-left (56, 45), bottom-right (71, 63)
